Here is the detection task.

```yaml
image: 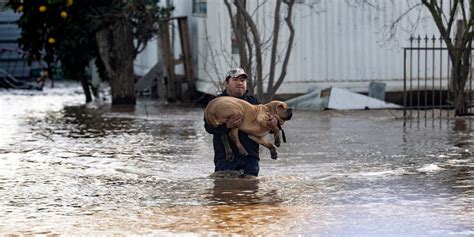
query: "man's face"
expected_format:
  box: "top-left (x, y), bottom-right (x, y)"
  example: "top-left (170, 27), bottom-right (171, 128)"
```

top-left (225, 75), bottom-right (247, 97)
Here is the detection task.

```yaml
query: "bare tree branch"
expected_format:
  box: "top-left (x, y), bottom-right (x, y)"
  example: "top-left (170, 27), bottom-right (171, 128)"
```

top-left (446, 0), bottom-right (460, 36)
top-left (267, 0), bottom-right (282, 95)
top-left (234, 0), bottom-right (264, 98)
top-left (389, 3), bottom-right (423, 36)
top-left (422, 0), bottom-right (455, 53)
top-left (270, 0), bottom-right (296, 98)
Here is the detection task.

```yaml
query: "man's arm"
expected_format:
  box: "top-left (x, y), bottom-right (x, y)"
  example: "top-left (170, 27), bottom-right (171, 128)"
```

top-left (247, 95), bottom-right (259, 105)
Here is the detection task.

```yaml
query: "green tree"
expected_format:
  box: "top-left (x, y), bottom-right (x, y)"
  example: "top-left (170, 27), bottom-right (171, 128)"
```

top-left (8, 0), bottom-right (96, 102)
top-left (8, 0), bottom-right (172, 106)
top-left (92, 0), bottom-right (172, 106)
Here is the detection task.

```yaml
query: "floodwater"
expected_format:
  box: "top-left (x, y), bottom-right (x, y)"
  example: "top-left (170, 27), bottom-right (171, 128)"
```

top-left (0, 83), bottom-right (473, 236)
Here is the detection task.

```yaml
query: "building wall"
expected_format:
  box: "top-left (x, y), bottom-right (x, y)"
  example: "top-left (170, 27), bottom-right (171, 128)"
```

top-left (134, 1), bottom-right (190, 77)
top-left (283, 0), bottom-right (440, 94)
top-left (138, 0), bottom-right (455, 96)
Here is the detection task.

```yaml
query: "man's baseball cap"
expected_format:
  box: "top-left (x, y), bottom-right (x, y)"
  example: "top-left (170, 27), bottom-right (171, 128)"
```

top-left (225, 67), bottom-right (248, 80)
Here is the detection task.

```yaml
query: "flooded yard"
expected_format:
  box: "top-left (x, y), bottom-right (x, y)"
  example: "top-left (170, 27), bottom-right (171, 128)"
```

top-left (0, 83), bottom-right (473, 235)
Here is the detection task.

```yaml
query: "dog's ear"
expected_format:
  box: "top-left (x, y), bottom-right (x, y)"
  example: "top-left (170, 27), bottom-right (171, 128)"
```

top-left (265, 101), bottom-right (279, 115)
top-left (266, 101), bottom-right (281, 117)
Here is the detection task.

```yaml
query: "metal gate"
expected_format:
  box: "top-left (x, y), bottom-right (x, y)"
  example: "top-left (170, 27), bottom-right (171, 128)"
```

top-left (403, 35), bottom-right (474, 118)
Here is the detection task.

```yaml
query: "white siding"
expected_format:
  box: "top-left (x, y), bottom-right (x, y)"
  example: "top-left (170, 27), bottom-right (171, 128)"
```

top-left (134, 38), bottom-right (159, 76)
top-left (139, 0), bottom-right (457, 96)
top-left (255, 0), bottom-right (442, 94)
top-left (134, 1), bottom-right (193, 76)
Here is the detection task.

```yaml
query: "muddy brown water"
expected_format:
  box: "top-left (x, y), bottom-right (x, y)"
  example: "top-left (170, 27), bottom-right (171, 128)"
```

top-left (0, 83), bottom-right (472, 235)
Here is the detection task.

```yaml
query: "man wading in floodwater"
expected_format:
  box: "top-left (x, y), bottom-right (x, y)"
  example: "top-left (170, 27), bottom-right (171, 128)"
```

top-left (204, 67), bottom-right (277, 177)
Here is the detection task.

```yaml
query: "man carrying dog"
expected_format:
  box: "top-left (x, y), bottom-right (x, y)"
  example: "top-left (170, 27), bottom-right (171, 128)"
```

top-left (204, 67), bottom-right (277, 177)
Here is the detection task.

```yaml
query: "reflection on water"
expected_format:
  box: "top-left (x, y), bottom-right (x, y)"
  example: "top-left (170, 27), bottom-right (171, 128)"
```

top-left (207, 173), bottom-right (282, 205)
top-left (0, 84), bottom-right (473, 235)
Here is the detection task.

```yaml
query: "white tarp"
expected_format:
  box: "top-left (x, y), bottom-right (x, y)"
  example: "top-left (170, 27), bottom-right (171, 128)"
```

top-left (286, 87), bottom-right (402, 111)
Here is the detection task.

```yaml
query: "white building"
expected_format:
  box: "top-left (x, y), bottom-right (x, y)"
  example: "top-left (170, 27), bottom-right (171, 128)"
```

top-left (135, 0), bottom-right (451, 99)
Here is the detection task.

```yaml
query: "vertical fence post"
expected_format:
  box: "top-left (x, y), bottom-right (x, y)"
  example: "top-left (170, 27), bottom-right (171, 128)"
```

top-left (439, 36), bottom-right (443, 117)
top-left (424, 35), bottom-right (429, 118)
top-left (447, 37), bottom-right (452, 117)
top-left (403, 48), bottom-right (407, 118)
top-left (470, 48), bottom-right (473, 114)
top-left (417, 36), bottom-right (421, 118)
top-left (409, 36), bottom-right (414, 117)
top-left (432, 35), bottom-right (436, 118)
top-left (404, 48), bottom-right (407, 118)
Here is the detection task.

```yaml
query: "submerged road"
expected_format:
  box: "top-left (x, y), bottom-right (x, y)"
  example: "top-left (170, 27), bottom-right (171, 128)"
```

top-left (0, 83), bottom-right (472, 235)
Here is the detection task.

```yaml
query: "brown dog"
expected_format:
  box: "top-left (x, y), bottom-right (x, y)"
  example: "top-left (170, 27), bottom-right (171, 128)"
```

top-left (204, 96), bottom-right (293, 160)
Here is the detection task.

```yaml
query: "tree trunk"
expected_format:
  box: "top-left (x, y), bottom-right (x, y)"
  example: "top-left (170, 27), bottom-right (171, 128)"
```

top-left (450, 20), bottom-right (467, 115)
top-left (96, 19), bottom-right (136, 106)
top-left (451, 54), bottom-right (471, 116)
top-left (422, 4), bottom-right (473, 116)
top-left (79, 72), bottom-right (93, 103)
top-left (454, 90), bottom-right (467, 116)
top-left (451, 61), bottom-right (462, 115)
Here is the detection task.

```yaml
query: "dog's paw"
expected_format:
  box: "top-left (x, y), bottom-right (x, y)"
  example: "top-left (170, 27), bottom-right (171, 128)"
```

top-left (237, 148), bottom-right (249, 157)
top-left (226, 153), bottom-right (234, 162)
top-left (274, 134), bottom-right (281, 147)
top-left (270, 147), bottom-right (278, 159)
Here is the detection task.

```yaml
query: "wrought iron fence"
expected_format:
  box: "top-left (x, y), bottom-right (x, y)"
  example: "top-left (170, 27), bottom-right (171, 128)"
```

top-left (403, 35), bottom-right (473, 118)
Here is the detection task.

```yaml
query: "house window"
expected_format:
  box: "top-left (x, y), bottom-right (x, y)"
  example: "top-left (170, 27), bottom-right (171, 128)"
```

top-left (193, 0), bottom-right (207, 16)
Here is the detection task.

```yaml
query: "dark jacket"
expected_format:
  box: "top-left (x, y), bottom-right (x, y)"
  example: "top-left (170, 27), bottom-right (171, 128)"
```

top-left (204, 90), bottom-right (260, 162)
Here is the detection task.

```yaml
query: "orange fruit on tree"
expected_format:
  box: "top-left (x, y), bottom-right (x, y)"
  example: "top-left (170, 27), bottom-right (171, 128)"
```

top-left (48, 37), bottom-right (56, 44)
top-left (39, 5), bottom-right (47, 12)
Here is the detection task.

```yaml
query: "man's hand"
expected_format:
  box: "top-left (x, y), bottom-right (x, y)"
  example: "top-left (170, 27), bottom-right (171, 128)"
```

top-left (267, 113), bottom-right (278, 130)
top-left (226, 114), bottom-right (242, 129)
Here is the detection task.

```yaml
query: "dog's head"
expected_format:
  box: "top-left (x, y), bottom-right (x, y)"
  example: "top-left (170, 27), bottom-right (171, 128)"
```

top-left (266, 100), bottom-right (293, 124)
